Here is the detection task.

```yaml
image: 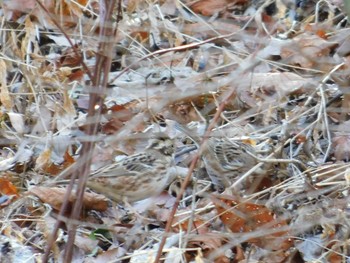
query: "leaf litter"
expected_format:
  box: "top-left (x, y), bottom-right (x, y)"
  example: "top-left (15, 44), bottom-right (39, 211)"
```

top-left (0, 0), bottom-right (350, 262)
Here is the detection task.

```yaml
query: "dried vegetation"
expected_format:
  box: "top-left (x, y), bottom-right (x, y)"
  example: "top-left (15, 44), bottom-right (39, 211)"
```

top-left (1, 0), bottom-right (350, 262)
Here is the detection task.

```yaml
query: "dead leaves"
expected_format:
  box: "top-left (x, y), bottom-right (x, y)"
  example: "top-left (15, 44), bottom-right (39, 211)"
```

top-left (234, 72), bottom-right (314, 109)
top-left (0, 177), bottom-right (18, 197)
top-left (184, 235), bottom-right (228, 263)
top-left (0, 176), bottom-right (19, 208)
top-left (101, 104), bottom-right (134, 134)
top-left (0, 60), bottom-right (12, 110)
top-left (332, 135), bottom-right (350, 162)
top-left (2, 0), bottom-right (350, 262)
top-left (189, 0), bottom-right (248, 17)
top-left (2, 0), bottom-right (36, 20)
top-left (280, 33), bottom-right (338, 70)
top-left (213, 196), bottom-right (292, 252)
top-left (29, 186), bottom-right (108, 212)
top-left (166, 101), bottom-right (204, 124)
top-left (3, 0), bottom-right (90, 27)
top-left (36, 150), bottom-right (75, 175)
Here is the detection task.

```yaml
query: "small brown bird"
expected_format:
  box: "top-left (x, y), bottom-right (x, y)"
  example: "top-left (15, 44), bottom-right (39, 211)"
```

top-left (87, 133), bottom-right (175, 202)
top-left (175, 123), bottom-right (259, 190)
top-left (202, 137), bottom-right (259, 189)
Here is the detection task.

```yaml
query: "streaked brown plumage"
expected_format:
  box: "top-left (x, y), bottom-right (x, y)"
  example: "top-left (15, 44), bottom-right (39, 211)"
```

top-left (202, 137), bottom-right (259, 189)
top-left (87, 133), bottom-right (175, 202)
top-left (175, 123), bottom-right (259, 190)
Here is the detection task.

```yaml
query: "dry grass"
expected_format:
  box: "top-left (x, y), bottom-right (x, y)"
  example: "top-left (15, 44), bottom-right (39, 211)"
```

top-left (0, 0), bottom-right (350, 262)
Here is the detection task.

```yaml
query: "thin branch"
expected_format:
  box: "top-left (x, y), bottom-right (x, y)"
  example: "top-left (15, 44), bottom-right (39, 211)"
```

top-left (154, 91), bottom-right (237, 262)
top-left (63, 0), bottom-right (119, 262)
top-left (35, 0), bottom-right (93, 81)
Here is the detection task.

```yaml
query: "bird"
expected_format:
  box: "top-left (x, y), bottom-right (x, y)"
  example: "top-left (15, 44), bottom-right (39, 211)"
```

top-left (86, 132), bottom-right (176, 203)
top-left (202, 136), bottom-right (260, 189)
top-left (174, 123), bottom-right (260, 190)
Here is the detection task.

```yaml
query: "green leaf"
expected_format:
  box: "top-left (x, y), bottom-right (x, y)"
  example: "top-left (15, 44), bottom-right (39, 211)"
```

top-left (89, 229), bottom-right (111, 240)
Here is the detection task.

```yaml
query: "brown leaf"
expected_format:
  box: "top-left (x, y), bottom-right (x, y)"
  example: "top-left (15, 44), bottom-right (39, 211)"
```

top-left (0, 60), bottom-right (12, 110)
top-left (165, 96), bottom-right (212, 124)
top-left (35, 149), bottom-right (52, 171)
top-left (213, 196), bottom-right (292, 251)
top-left (101, 104), bottom-right (134, 134)
top-left (332, 135), bottom-right (350, 161)
top-left (0, 178), bottom-right (19, 197)
top-left (58, 45), bottom-right (83, 67)
top-left (109, 105), bottom-right (134, 122)
top-left (36, 150), bottom-right (75, 175)
top-left (68, 69), bottom-right (84, 82)
top-left (29, 186), bottom-right (109, 212)
top-left (172, 215), bottom-right (208, 234)
top-left (183, 20), bottom-right (241, 39)
top-left (184, 234), bottom-right (228, 262)
top-left (235, 72), bottom-right (314, 108)
top-left (326, 241), bottom-right (344, 263)
top-left (189, 0), bottom-right (247, 16)
top-left (280, 33), bottom-right (337, 69)
top-left (2, 0), bottom-right (36, 20)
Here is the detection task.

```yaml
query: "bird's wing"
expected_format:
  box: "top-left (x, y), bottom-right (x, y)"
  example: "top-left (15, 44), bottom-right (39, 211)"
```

top-left (90, 152), bottom-right (157, 179)
top-left (121, 152), bottom-right (157, 172)
top-left (212, 140), bottom-right (245, 170)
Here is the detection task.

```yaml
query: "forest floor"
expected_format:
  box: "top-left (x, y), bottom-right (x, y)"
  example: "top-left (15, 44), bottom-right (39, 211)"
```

top-left (1, 0), bottom-right (350, 262)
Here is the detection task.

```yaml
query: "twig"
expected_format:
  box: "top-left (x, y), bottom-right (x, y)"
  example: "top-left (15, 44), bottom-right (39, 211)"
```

top-left (63, 1), bottom-right (120, 262)
top-left (35, 0), bottom-right (93, 81)
top-left (40, 0), bottom-right (120, 262)
top-left (154, 91), bottom-right (237, 262)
